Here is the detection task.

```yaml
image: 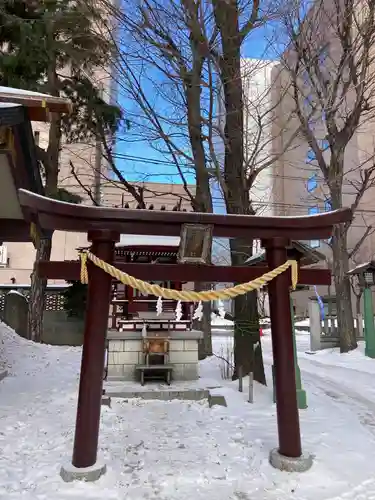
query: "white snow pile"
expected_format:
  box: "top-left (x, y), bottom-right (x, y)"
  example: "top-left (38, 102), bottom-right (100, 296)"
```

top-left (1, 322), bottom-right (375, 499)
top-left (0, 319), bottom-right (80, 377)
top-left (211, 313), bottom-right (233, 327)
top-left (295, 318), bottom-right (310, 328)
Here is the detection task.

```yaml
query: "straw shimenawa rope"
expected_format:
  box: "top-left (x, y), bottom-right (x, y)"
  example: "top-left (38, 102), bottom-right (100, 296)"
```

top-left (79, 250), bottom-right (298, 302)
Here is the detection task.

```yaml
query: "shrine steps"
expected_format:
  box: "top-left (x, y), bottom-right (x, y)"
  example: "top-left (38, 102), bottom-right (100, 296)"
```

top-left (102, 382), bottom-right (227, 407)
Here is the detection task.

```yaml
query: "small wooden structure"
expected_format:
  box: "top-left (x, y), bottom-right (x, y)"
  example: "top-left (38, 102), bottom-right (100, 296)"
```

top-left (108, 235), bottom-right (197, 385)
top-left (0, 103), bottom-right (42, 241)
top-left (246, 240), bottom-right (326, 267)
top-left (106, 322), bottom-right (201, 382)
top-left (18, 188), bottom-right (351, 477)
top-left (348, 261), bottom-right (375, 358)
top-left (246, 240), bottom-right (327, 314)
top-left (111, 234), bottom-right (190, 328)
top-left (0, 86), bottom-right (72, 122)
top-left (0, 86), bottom-right (71, 243)
top-left (137, 337), bottom-right (172, 385)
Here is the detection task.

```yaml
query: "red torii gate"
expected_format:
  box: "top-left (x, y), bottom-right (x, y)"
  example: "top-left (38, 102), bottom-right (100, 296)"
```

top-left (18, 189), bottom-right (351, 480)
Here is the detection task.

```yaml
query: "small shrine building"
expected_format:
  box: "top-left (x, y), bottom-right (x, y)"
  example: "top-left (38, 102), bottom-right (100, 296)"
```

top-left (111, 234), bottom-right (191, 328)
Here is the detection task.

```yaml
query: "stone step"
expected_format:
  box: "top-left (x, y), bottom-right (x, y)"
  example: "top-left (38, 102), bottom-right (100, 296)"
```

top-left (135, 364), bottom-right (173, 371)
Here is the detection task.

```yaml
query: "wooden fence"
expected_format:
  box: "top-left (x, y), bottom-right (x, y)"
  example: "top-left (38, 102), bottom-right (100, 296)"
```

top-left (0, 284), bottom-right (68, 315)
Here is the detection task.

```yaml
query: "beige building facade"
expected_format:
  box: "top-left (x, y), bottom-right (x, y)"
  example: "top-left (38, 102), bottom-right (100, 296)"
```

top-left (270, 9), bottom-right (375, 315)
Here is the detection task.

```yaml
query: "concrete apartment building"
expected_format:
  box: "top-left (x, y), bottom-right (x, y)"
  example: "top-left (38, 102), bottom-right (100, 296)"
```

top-left (211, 59), bottom-right (277, 314)
top-left (270, 1), bottom-right (375, 314)
top-left (214, 58), bottom-right (277, 261)
top-left (215, 58), bottom-right (277, 217)
top-left (242, 59), bottom-right (278, 218)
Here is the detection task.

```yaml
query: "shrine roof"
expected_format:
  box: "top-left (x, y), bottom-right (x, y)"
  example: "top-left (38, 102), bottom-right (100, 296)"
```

top-left (0, 87), bottom-right (72, 243)
top-left (0, 86), bottom-right (72, 121)
top-left (246, 241), bottom-right (327, 267)
top-left (348, 261), bottom-right (375, 275)
top-left (0, 103), bottom-right (45, 242)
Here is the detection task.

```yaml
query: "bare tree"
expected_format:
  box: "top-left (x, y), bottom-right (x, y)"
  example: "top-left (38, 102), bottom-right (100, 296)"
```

top-left (279, 0), bottom-right (375, 352)
top-left (98, 0), bottom-right (298, 381)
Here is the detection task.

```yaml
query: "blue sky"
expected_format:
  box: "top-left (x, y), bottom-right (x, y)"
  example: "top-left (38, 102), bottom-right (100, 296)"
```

top-left (114, 22), bottom-right (280, 192)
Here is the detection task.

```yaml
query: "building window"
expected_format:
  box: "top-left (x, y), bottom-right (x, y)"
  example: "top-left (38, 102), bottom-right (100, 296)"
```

top-left (307, 117), bottom-right (315, 131)
top-left (306, 149), bottom-right (316, 162)
top-left (306, 140), bottom-right (329, 164)
top-left (303, 95), bottom-right (313, 110)
top-left (318, 46), bottom-right (329, 66)
top-left (308, 206), bottom-right (320, 248)
top-left (302, 71), bottom-right (310, 86)
top-left (307, 173), bottom-right (318, 192)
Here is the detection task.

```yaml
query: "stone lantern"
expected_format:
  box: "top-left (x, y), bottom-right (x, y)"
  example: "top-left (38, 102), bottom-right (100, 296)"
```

top-left (348, 261), bottom-right (375, 358)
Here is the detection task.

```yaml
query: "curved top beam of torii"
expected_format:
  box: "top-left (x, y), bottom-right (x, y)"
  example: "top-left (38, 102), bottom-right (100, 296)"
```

top-left (18, 189), bottom-right (352, 240)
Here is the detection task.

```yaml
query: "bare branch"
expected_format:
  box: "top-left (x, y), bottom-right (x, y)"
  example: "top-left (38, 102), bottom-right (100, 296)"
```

top-left (348, 225), bottom-right (373, 260)
top-left (69, 161), bottom-right (99, 206)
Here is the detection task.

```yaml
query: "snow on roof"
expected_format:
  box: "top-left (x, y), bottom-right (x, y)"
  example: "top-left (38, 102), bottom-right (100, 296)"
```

top-left (0, 87), bottom-right (72, 115)
top-left (116, 234), bottom-right (180, 247)
top-left (0, 283), bottom-right (70, 288)
top-left (0, 102), bottom-right (21, 108)
top-left (0, 86), bottom-right (54, 99)
top-left (348, 261), bottom-right (375, 275)
top-left (245, 250), bottom-right (265, 265)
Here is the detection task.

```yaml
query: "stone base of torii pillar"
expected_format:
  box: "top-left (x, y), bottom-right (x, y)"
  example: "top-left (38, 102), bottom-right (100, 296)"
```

top-left (60, 461), bottom-right (107, 483)
top-left (269, 448), bottom-right (313, 473)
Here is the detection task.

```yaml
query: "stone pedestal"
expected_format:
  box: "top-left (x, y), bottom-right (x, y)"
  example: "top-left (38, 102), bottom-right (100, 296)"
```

top-left (309, 298), bottom-right (322, 351)
top-left (60, 461), bottom-right (107, 482)
top-left (106, 329), bottom-right (202, 381)
top-left (269, 448), bottom-right (313, 472)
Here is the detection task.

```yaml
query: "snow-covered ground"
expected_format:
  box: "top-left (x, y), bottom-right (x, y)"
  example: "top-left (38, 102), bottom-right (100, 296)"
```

top-left (1, 322), bottom-right (375, 499)
top-left (211, 315), bottom-right (233, 327)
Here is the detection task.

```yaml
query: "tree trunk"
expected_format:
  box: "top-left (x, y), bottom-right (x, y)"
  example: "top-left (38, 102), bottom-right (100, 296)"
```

top-left (28, 238), bottom-right (52, 342)
top-left (192, 153), bottom-right (213, 360)
top-left (211, 0), bottom-right (265, 384)
top-left (331, 223), bottom-right (357, 352)
top-left (230, 238), bottom-right (266, 385)
top-left (28, 98), bottom-right (61, 342)
top-left (330, 177), bottom-right (357, 353)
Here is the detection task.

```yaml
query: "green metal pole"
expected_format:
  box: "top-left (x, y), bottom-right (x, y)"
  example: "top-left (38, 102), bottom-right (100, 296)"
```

top-left (272, 294), bottom-right (307, 409)
top-left (363, 286), bottom-right (375, 358)
top-left (290, 296), bottom-right (307, 409)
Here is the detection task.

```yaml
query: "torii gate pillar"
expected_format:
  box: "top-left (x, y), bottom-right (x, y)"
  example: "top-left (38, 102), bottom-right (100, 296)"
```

top-left (263, 238), bottom-right (313, 472)
top-left (61, 230), bottom-right (120, 482)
